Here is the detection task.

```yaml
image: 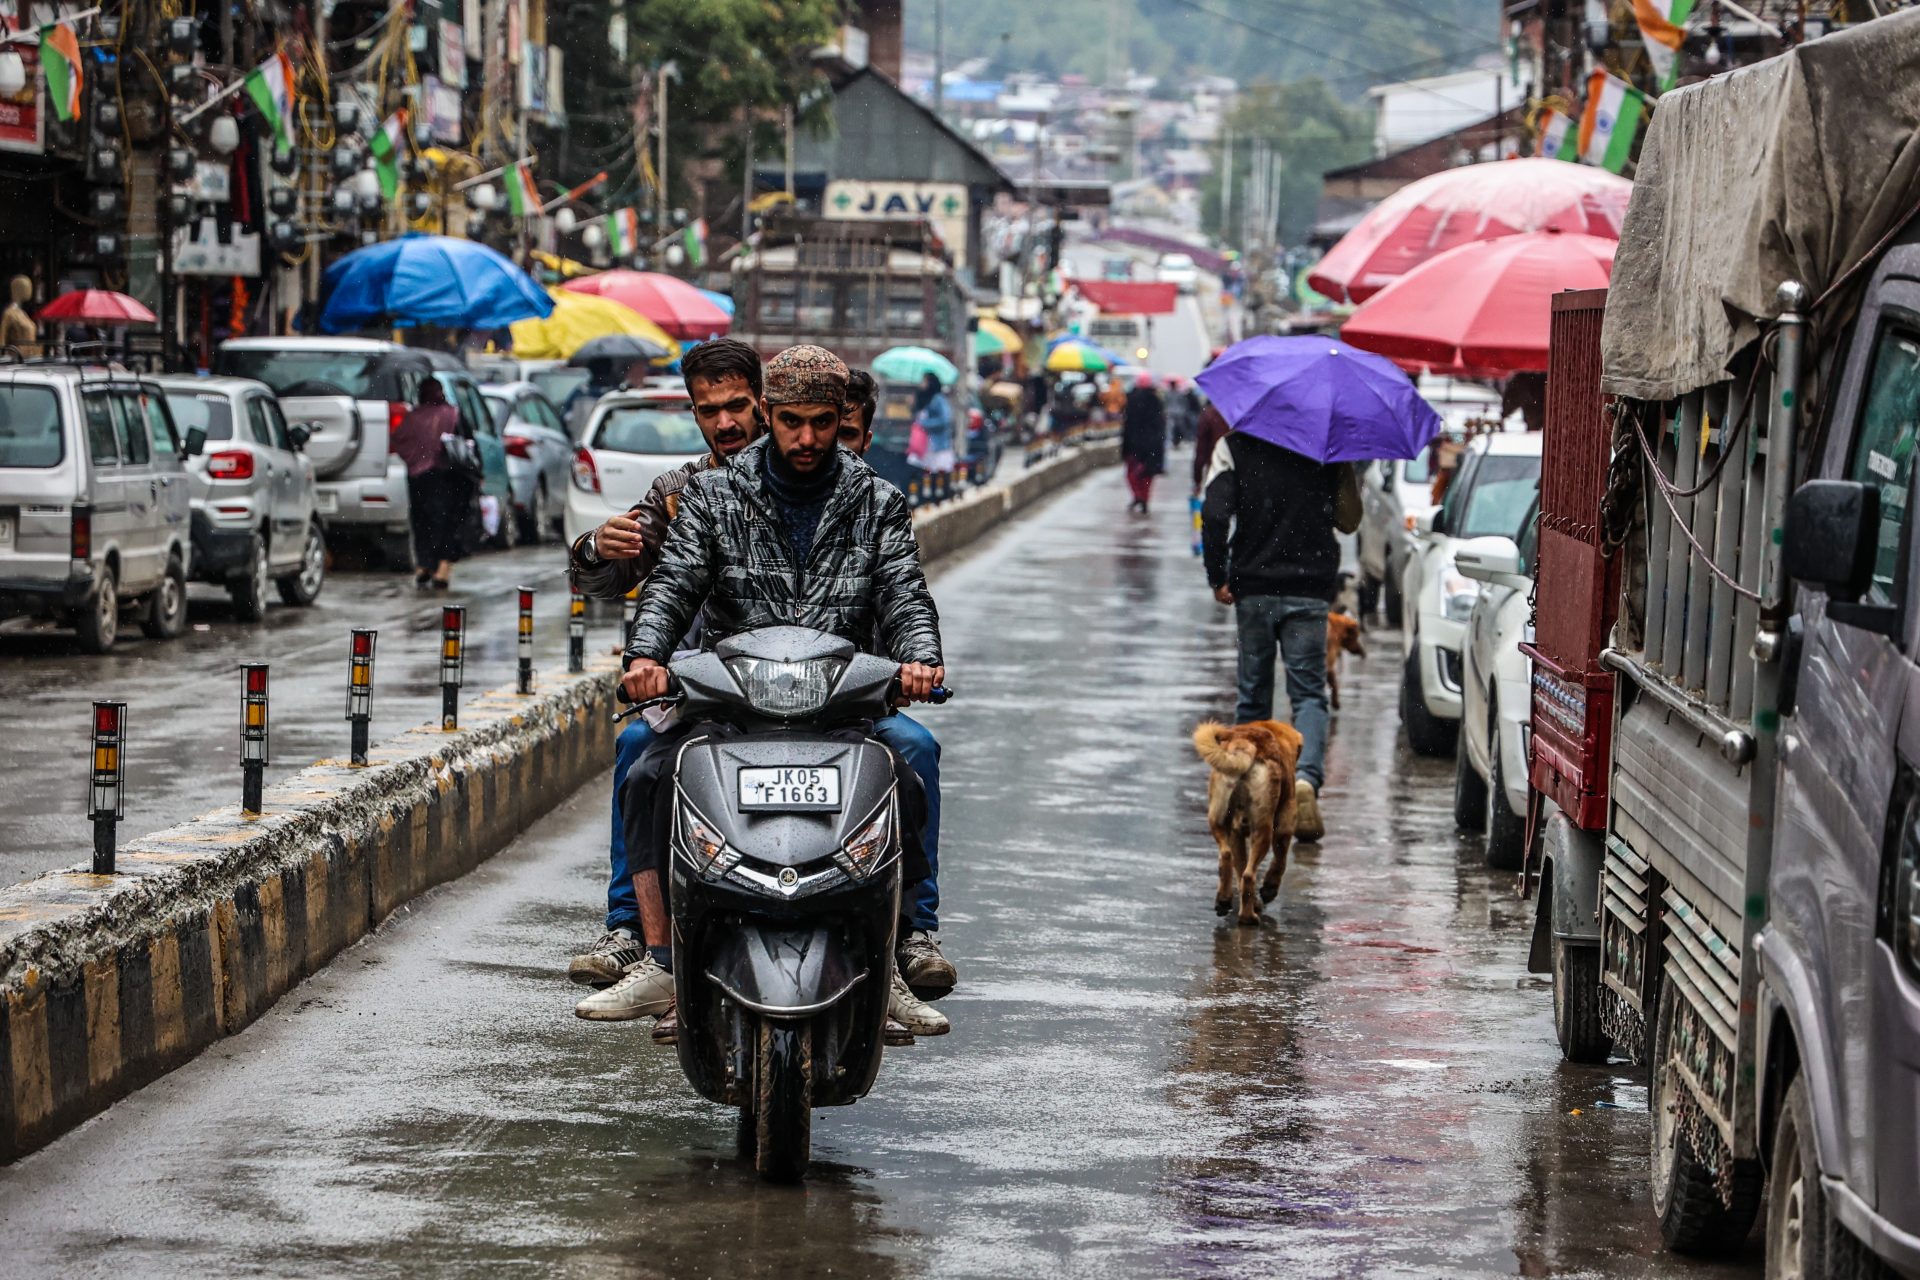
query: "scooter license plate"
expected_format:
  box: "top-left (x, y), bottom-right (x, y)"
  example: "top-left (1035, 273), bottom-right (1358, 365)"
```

top-left (737, 766), bottom-right (842, 812)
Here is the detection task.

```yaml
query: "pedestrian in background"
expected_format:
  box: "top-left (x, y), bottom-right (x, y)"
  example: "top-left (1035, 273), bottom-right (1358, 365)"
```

top-left (1200, 428), bottom-right (1362, 842)
top-left (908, 371), bottom-right (956, 475)
top-left (1191, 396), bottom-right (1230, 496)
top-left (390, 379), bottom-right (472, 590)
top-left (1120, 371), bottom-right (1166, 513)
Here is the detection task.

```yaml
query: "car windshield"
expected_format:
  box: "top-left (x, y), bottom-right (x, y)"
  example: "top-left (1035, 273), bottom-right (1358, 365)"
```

top-left (531, 368), bottom-right (590, 404)
top-left (592, 406), bottom-right (705, 455)
top-left (1403, 451), bottom-right (1432, 485)
top-left (162, 391), bottom-right (234, 441)
top-left (216, 349), bottom-right (384, 399)
top-left (1460, 454), bottom-right (1541, 539)
top-left (0, 386), bottom-right (63, 468)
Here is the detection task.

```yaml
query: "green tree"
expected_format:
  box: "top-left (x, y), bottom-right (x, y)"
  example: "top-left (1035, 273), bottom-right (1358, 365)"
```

top-left (1202, 79), bottom-right (1371, 247)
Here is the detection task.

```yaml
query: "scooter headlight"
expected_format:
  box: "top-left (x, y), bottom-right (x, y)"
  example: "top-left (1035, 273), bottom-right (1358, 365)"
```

top-left (724, 656), bottom-right (846, 718)
top-left (835, 805), bottom-right (894, 879)
top-left (677, 804), bottom-right (739, 877)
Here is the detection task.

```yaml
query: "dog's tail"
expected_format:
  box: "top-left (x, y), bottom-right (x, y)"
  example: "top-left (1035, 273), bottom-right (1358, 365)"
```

top-left (1192, 721), bottom-right (1258, 777)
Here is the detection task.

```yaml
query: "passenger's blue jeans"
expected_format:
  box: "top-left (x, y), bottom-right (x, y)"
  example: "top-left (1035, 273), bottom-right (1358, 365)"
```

top-left (1234, 594), bottom-right (1331, 791)
top-left (605, 713), bottom-right (943, 932)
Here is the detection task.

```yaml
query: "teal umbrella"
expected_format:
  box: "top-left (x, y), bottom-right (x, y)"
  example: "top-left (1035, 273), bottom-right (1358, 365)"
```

top-left (873, 345), bottom-right (960, 386)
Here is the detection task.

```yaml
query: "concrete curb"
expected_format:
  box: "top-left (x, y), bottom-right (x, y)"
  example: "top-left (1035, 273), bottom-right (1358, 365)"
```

top-left (0, 441), bottom-right (1116, 1160)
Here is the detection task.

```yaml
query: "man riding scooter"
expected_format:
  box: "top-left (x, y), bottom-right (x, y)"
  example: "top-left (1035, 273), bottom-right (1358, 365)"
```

top-left (575, 348), bottom-right (956, 1037)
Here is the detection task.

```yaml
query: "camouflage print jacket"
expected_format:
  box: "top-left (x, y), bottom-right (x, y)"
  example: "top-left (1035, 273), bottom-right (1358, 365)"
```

top-left (624, 437), bottom-right (942, 667)
top-left (567, 454), bottom-right (716, 600)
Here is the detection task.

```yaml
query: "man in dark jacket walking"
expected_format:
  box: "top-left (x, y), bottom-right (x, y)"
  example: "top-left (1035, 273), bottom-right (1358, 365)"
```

top-left (1200, 429), bottom-right (1362, 842)
top-left (1120, 372), bottom-right (1166, 512)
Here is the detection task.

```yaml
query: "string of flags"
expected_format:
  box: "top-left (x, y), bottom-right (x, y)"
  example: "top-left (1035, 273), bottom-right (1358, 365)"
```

top-left (1537, 69), bottom-right (1651, 175)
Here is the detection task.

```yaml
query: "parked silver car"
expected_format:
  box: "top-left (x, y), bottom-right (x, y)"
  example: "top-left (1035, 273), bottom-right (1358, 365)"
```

top-left (0, 365), bottom-right (192, 651)
top-left (154, 375), bottom-right (325, 619)
top-left (482, 382), bottom-right (571, 544)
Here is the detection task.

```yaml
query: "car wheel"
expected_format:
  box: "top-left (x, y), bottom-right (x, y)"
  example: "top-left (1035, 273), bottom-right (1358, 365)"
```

top-left (1650, 982), bottom-right (1763, 1255)
top-left (1453, 731), bottom-right (1487, 832)
top-left (141, 553), bottom-right (189, 639)
top-left (517, 482), bottom-right (547, 545)
top-left (227, 532), bottom-right (270, 623)
top-left (492, 493), bottom-right (519, 551)
top-left (74, 562), bottom-right (118, 653)
top-left (276, 521), bottom-right (326, 606)
top-left (1551, 935), bottom-right (1612, 1064)
top-left (1384, 574), bottom-right (1404, 628)
top-left (1401, 645), bottom-right (1457, 757)
top-left (1485, 711), bottom-right (1529, 870)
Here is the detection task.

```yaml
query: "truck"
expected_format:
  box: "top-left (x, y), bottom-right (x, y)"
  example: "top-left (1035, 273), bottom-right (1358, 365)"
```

top-left (729, 214), bottom-right (975, 494)
top-left (1526, 15), bottom-right (1920, 1277)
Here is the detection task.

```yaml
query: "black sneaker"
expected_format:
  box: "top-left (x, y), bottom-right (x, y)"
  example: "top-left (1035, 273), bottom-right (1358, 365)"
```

top-left (568, 928), bottom-right (645, 987)
top-left (897, 930), bottom-right (958, 1001)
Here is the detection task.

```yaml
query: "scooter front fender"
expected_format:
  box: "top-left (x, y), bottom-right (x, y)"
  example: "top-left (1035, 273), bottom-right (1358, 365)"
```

top-left (704, 924), bottom-right (867, 1018)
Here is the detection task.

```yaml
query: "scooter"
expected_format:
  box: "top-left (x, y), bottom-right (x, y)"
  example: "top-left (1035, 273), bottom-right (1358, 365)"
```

top-left (620, 625), bottom-right (949, 1182)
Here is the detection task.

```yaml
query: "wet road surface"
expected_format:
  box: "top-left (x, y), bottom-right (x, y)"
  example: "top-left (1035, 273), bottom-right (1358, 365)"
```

top-left (0, 465), bottom-right (1763, 1277)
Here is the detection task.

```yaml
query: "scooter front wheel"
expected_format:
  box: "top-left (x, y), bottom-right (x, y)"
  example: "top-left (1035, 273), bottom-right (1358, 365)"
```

top-left (754, 1019), bottom-right (813, 1182)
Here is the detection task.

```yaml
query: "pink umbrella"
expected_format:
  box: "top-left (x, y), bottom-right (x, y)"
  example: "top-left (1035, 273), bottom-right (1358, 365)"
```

top-left (1307, 159), bottom-right (1631, 305)
top-left (1339, 230), bottom-right (1617, 375)
top-left (561, 271), bottom-right (730, 341)
top-left (39, 289), bottom-right (158, 324)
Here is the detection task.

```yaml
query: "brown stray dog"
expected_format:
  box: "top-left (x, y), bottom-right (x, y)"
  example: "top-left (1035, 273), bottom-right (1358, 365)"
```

top-left (1326, 611), bottom-right (1366, 709)
top-left (1192, 720), bottom-right (1303, 925)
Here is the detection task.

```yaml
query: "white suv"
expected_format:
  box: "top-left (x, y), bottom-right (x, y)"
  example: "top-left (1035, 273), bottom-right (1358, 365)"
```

top-left (1453, 505), bottom-right (1538, 869)
top-left (1398, 431), bottom-right (1541, 756)
top-left (563, 389), bottom-right (704, 549)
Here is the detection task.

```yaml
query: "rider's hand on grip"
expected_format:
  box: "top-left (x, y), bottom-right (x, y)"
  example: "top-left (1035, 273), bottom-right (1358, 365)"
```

top-left (897, 662), bottom-right (945, 703)
top-left (622, 657), bottom-right (671, 703)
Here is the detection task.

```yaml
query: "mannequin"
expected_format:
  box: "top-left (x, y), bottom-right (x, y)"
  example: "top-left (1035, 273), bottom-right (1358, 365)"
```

top-left (0, 276), bottom-right (39, 356)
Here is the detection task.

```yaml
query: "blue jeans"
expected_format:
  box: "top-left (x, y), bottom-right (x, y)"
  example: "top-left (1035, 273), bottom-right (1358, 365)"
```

top-left (1234, 595), bottom-right (1330, 791)
top-left (605, 713), bottom-right (944, 932)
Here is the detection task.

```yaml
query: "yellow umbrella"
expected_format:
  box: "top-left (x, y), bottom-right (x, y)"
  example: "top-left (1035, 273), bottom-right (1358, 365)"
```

top-left (509, 288), bottom-right (682, 362)
top-left (974, 313), bottom-right (1022, 356)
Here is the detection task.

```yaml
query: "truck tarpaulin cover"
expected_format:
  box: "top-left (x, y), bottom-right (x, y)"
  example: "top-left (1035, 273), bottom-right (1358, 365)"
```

top-left (1601, 10), bottom-right (1920, 401)
top-left (1065, 279), bottom-right (1179, 315)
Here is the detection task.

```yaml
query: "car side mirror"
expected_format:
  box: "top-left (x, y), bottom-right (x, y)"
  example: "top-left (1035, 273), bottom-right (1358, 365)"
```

top-left (1414, 509), bottom-right (1437, 537)
top-left (183, 426), bottom-right (206, 457)
top-left (1454, 535), bottom-right (1529, 590)
top-left (287, 423), bottom-right (311, 450)
top-left (1785, 479), bottom-right (1899, 636)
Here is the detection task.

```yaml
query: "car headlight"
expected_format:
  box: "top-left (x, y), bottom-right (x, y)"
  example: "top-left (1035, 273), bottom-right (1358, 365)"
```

top-left (677, 803), bottom-right (739, 877)
top-left (1441, 563), bottom-right (1479, 621)
top-left (835, 804), bottom-right (894, 879)
top-left (724, 655), bottom-right (845, 717)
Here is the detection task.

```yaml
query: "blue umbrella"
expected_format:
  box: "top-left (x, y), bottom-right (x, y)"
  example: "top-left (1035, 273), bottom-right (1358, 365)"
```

top-left (319, 234), bottom-right (554, 333)
top-left (697, 287), bottom-right (736, 317)
top-left (1194, 335), bottom-right (1441, 464)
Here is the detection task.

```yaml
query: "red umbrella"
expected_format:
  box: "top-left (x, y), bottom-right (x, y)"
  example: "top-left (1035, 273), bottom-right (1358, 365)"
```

top-left (1307, 159), bottom-right (1631, 305)
top-left (561, 271), bottom-right (730, 341)
top-left (1339, 231), bottom-right (1616, 375)
top-left (38, 289), bottom-right (158, 324)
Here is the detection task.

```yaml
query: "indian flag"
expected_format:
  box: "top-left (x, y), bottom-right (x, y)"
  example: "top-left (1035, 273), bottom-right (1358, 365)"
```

top-left (245, 51), bottom-right (296, 151)
top-left (681, 216), bottom-right (707, 267)
top-left (1634, 0), bottom-right (1696, 90)
top-left (39, 22), bottom-right (81, 122)
top-left (1538, 109), bottom-right (1576, 162)
top-left (607, 207), bottom-right (638, 257)
top-left (1578, 71), bottom-right (1645, 174)
top-left (504, 161), bottom-right (536, 217)
top-left (369, 109), bottom-right (407, 201)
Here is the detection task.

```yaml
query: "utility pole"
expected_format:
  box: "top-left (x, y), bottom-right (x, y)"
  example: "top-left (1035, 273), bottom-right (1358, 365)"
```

top-left (741, 118), bottom-right (754, 244)
top-left (783, 103), bottom-right (795, 196)
top-left (656, 65), bottom-right (673, 232)
top-left (933, 0), bottom-right (945, 118)
top-left (1220, 121), bottom-right (1233, 247)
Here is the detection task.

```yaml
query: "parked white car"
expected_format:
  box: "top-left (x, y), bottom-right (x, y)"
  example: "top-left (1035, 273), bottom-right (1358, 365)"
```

top-left (155, 376), bottom-right (326, 620)
top-left (1156, 252), bottom-right (1199, 292)
top-left (1398, 431), bottom-right (1541, 757)
top-left (562, 389), bottom-right (704, 550)
top-left (482, 382), bottom-right (572, 544)
top-left (1452, 504), bottom-right (1538, 869)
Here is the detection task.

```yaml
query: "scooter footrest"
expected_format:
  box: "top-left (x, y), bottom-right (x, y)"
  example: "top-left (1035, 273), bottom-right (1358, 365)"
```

top-left (883, 1018), bottom-right (916, 1047)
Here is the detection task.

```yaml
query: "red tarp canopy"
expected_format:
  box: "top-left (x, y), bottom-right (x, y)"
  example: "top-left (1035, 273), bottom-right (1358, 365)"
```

top-left (1065, 279), bottom-right (1179, 315)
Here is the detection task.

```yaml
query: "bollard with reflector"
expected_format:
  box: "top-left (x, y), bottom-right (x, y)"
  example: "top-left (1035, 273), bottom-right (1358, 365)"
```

top-left (440, 605), bottom-right (466, 730)
top-left (240, 663), bottom-right (269, 813)
top-left (345, 628), bottom-right (376, 765)
top-left (517, 586), bottom-right (535, 693)
top-left (568, 583), bottom-right (586, 673)
top-left (88, 700), bottom-right (126, 873)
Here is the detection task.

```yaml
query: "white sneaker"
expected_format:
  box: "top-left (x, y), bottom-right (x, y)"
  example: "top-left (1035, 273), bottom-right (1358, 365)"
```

top-left (568, 927), bottom-right (645, 987)
top-left (574, 954), bottom-right (674, 1021)
top-left (1295, 779), bottom-right (1325, 843)
top-left (888, 966), bottom-right (950, 1036)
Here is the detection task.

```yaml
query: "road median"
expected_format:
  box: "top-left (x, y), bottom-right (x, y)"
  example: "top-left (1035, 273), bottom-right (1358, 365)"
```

top-left (0, 439), bottom-right (1116, 1160)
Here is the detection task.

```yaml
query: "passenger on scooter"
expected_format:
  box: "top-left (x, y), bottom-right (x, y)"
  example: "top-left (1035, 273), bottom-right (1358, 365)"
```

top-left (586, 348), bottom-right (955, 1037)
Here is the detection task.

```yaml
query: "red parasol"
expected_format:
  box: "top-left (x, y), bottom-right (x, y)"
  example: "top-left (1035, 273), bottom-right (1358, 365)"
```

top-left (39, 289), bottom-right (159, 324)
top-left (1339, 230), bottom-right (1616, 375)
top-left (1307, 159), bottom-right (1631, 305)
top-left (560, 271), bottom-right (730, 341)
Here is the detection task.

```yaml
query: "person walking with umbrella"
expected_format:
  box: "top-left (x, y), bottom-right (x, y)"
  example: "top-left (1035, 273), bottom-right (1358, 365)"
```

top-left (909, 371), bottom-right (956, 475)
top-left (1120, 371), bottom-right (1166, 513)
top-left (390, 379), bottom-right (474, 589)
top-left (1196, 338), bottom-right (1439, 842)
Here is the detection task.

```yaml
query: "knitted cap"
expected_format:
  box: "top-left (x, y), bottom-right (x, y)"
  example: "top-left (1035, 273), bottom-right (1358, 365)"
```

top-left (763, 344), bottom-right (849, 407)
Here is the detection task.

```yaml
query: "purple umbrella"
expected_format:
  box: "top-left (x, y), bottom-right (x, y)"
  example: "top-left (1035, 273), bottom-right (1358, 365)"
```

top-left (1195, 335), bottom-right (1441, 463)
